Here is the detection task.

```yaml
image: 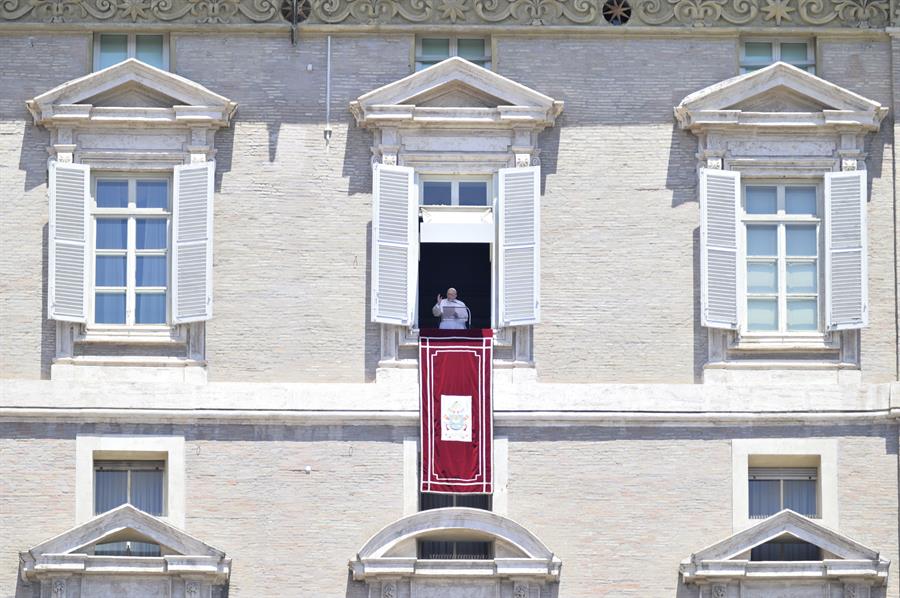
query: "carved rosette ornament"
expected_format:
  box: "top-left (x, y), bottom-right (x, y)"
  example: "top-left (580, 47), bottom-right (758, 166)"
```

top-left (382, 582), bottom-right (396, 598)
top-left (52, 579), bottom-right (66, 598)
top-left (845, 584), bottom-right (859, 598)
top-left (711, 584), bottom-right (726, 598)
top-left (513, 583), bottom-right (529, 598)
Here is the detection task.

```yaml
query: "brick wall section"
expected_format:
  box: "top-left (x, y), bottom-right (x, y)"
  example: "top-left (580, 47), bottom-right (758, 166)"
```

top-left (1, 423), bottom-right (896, 597)
top-left (173, 33), bottom-right (412, 382)
top-left (819, 39), bottom-right (897, 383)
top-left (0, 33), bottom-right (91, 380)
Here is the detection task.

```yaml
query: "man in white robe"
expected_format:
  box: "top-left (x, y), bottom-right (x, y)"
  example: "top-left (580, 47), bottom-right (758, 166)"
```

top-left (432, 287), bottom-right (470, 329)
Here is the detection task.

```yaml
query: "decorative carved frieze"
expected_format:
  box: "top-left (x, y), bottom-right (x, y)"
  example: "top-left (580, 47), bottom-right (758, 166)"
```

top-left (1, 0), bottom-right (893, 25)
top-left (51, 579), bottom-right (66, 598)
top-left (712, 584), bottom-right (727, 598)
top-left (513, 583), bottom-right (529, 598)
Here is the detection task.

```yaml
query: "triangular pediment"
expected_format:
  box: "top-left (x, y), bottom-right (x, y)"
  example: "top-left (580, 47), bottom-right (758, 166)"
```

top-left (27, 58), bottom-right (237, 126)
top-left (690, 510), bottom-right (879, 563)
top-left (24, 504), bottom-right (223, 559)
top-left (675, 62), bottom-right (887, 131)
top-left (351, 57), bottom-right (563, 127)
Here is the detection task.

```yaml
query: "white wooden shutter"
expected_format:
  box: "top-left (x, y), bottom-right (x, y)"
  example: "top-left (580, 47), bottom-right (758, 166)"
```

top-left (48, 161), bottom-right (89, 323)
top-left (172, 161), bottom-right (214, 324)
top-left (825, 170), bottom-right (867, 330)
top-left (700, 168), bottom-right (741, 329)
top-left (371, 163), bottom-right (417, 325)
top-left (498, 166), bottom-right (540, 326)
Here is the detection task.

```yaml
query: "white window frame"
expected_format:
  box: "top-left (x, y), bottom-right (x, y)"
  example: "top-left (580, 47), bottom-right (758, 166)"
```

top-left (415, 36), bottom-right (492, 71)
top-left (732, 438), bottom-right (837, 532)
top-left (93, 33), bottom-right (169, 71)
top-left (75, 434), bottom-right (185, 528)
top-left (740, 38), bottom-right (815, 74)
top-left (739, 180), bottom-right (824, 340)
top-left (89, 173), bottom-right (172, 331)
top-left (418, 175), bottom-right (492, 206)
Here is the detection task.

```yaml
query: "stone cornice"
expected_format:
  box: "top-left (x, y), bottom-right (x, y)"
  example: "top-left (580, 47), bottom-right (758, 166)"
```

top-left (0, 0), bottom-right (895, 27)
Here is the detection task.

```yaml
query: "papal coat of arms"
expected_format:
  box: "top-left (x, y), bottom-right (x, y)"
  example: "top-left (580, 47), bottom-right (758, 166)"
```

top-left (440, 395), bottom-right (472, 442)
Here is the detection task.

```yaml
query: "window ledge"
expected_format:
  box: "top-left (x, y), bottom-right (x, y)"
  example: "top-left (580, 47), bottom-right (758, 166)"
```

top-left (730, 332), bottom-right (839, 352)
top-left (78, 325), bottom-right (185, 345)
top-left (55, 355), bottom-right (203, 367)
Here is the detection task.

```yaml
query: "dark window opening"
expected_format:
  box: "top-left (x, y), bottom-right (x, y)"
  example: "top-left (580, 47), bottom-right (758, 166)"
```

top-left (95, 541), bottom-right (161, 557)
top-left (749, 467), bottom-right (818, 519)
top-left (418, 539), bottom-right (493, 559)
top-left (418, 242), bottom-right (492, 330)
top-left (750, 539), bottom-right (821, 561)
top-left (94, 460), bottom-right (165, 516)
top-left (420, 492), bottom-right (491, 511)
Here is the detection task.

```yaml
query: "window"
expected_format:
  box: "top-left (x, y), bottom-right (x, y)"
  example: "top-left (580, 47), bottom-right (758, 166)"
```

top-left (415, 37), bottom-right (491, 70)
top-left (749, 467), bottom-right (817, 518)
top-left (421, 179), bottom-right (490, 206)
top-left (419, 492), bottom-right (492, 559)
top-left (92, 176), bottom-right (170, 327)
top-left (743, 183), bottom-right (820, 334)
top-left (740, 40), bottom-right (814, 74)
top-left (95, 33), bottom-right (167, 71)
top-left (94, 460), bottom-right (165, 516)
top-left (750, 538), bottom-right (821, 561)
top-left (95, 540), bottom-right (162, 557)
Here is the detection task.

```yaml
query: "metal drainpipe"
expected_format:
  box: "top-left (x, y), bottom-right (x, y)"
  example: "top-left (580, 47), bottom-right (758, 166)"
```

top-left (325, 35), bottom-right (332, 147)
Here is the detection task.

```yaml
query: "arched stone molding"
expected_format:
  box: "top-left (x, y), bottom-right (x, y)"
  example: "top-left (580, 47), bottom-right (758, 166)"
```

top-left (350, 507), bottom-right (561, 597)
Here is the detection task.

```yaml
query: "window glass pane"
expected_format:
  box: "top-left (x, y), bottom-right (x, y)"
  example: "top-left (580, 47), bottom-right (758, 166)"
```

top-left (749, 479), bottom-right (781, 518)
top-left (458, 182), bottom-right (488, 206)
top-left (95, 541), bottom-right (161, 557)
top-left (744, 42), bottom-right (773, 62)
top-left (786, 262), bottom-right (816, 293)
top-left (455, 494), bottom-right (491, 509)
top-left (137, 256), bottom-right (167, 287)
top-left (745, 186), bottom-right (777, 214)
top-left (786, 225), bottom-right (817, 256)
top-left (422, 181), bottom-right (452, 205)
top-left (135, 294), bottom-right (166, 324)
top-left (95, 292), bottom-right (126, 324)
top-left (94, 470), bottom-right (128, 513)
top-left (96, 219), bottom-right (127, 249)
top-left (747, 298), bottom-right (778, 331)
top-left (783, 479), bottom-right (817, 517)
top-left (421, 38), bottom-right (450, 59)
top-left (747, 262), bottom-right (777, 293)
top-left (98, 34), bottom-right (128, 69)
top-left (746, 225), bottom-right (777, 256)
top-left (787, 299), bottom-right (818, 331)
top-left (781, 42), bottom-right (809, 64)
top-left (96, 256), bottom-right (126, 287)
top-left (130, 470), bottom-right (164, 515)
top-left (457, 39), bottom-right (485, 61)
top-left (785, 187), bottom-right (817, 215)
top-left (135, 35), bottom-right (164, 69)
top-left (96, 180), bottom-right (128, 208)
top-left (136, 180), bottom-right (168, 209)
top-left (136, 219), bottom-right (167, 249)
top-left (128, 541), bottom-right (162, 557)
top-left (751, 540), bottom-right (820, 561)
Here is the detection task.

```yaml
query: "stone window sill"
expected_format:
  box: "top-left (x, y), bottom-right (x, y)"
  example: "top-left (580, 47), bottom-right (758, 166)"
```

top-left (78, 325), bottom-right (185, 345)
top-left (729, 332), bottom-right (839, 352)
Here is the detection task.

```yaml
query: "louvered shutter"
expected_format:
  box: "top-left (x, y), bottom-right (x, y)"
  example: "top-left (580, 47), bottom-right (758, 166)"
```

top-left (700, 168), bottom-right (741, 329)
top-left (172, 162), bottom-right (214, 324)
top-left (371, 163), bottom-right (417, 325)
top-left (498, 166), bottom-right (540, 326)
top-left (48, 162), bottom-right (90, 322)
top-left (825, 170), bottom-right (867, 330)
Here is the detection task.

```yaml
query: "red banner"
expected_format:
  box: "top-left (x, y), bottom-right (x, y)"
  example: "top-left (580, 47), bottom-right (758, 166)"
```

top-left (420, 329), bottom-right (493, 494)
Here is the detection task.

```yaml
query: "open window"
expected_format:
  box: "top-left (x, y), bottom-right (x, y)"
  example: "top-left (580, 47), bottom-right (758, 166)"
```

top-left (353, 58), bottom-right (561, 366)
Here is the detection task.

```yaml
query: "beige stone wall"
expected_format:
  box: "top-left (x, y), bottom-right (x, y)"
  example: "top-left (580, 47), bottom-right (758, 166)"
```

top-left (0, 32), bottom-right (91, 380)
top-left (1, 422), bottom-right (896, 597)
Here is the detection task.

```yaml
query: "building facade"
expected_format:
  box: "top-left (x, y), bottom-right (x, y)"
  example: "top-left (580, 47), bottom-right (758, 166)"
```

top-left (1, 0), bottom-right (898, 595)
